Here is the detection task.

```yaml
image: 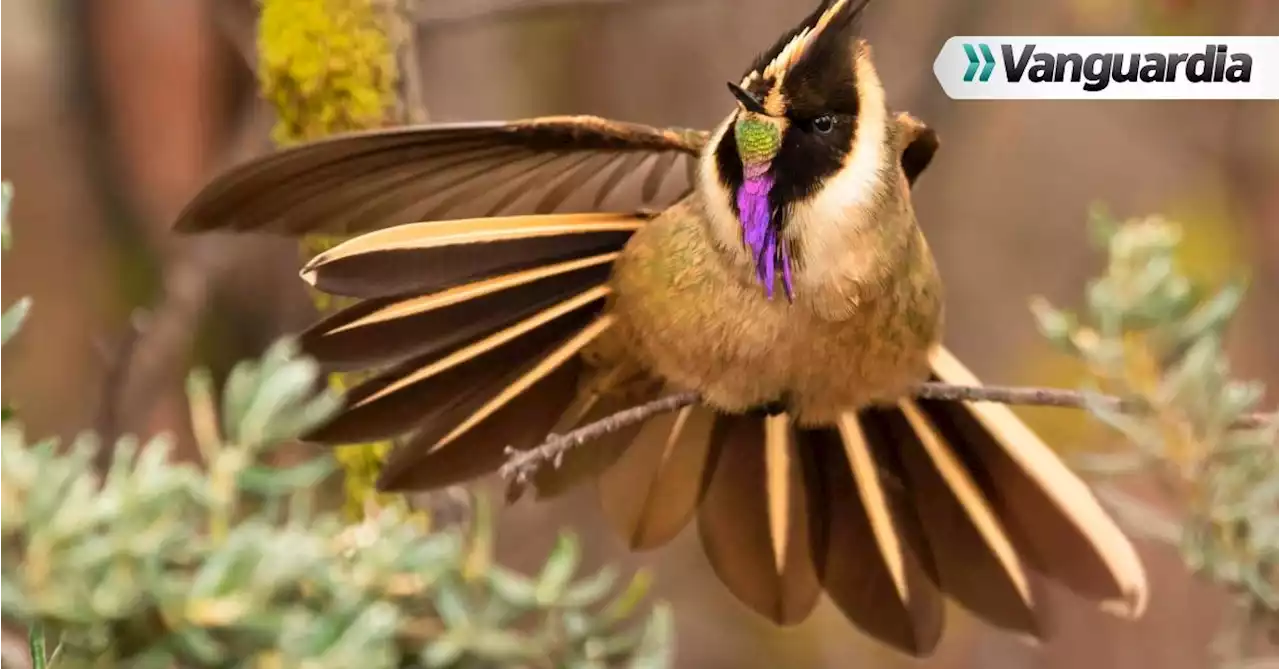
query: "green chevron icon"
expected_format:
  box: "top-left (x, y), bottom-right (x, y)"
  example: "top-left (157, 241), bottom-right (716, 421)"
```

top-left (963, 43), bottom-right (996, 82)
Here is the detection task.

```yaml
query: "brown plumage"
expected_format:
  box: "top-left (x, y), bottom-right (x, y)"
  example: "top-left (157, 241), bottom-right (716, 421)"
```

top-left (173, 0), bottom-right (1147, 656)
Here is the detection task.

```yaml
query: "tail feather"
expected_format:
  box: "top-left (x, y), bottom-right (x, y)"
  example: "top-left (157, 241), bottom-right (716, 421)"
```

top-left (877, 402), bottom-right (1041, 637)
top-left (819, 413), bottom-right (944, 656)
top-left (925, 346), bottom-right (1148, 618)
top-left (300, 213), bottom-right (643, 298)
top-left (696, 413), bottom-right (823, 626)
top-left (596, 400), bottom-right (717, 549)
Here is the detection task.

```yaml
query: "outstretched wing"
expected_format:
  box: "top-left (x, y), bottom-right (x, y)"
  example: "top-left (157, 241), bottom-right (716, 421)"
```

top-left (174, 116), bottom-right (709, 236)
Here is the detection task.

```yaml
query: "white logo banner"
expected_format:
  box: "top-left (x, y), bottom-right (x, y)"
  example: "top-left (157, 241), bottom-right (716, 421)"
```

top-left (933, 36), bottom-right (1280, 100)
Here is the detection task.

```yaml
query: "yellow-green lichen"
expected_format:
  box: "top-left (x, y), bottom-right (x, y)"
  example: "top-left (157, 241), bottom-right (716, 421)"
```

top-left (258, 0), bottom-right (399, 146)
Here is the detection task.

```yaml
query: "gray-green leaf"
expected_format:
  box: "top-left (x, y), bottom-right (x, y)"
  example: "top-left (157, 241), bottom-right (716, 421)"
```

top-left (2, 296), bottom-right (32, 346)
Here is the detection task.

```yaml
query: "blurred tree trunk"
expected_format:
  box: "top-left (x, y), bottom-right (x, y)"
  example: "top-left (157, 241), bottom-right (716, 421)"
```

top-left (82, 0), bottom-right (313, 461)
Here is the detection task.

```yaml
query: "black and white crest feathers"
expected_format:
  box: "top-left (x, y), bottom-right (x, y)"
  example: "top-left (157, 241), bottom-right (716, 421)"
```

top-left (741, 0), bottom-right (872, 93)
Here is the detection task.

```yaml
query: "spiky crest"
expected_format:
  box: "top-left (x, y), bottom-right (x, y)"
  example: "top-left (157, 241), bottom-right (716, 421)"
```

top-left (740, 0), bottom-right (872, 95)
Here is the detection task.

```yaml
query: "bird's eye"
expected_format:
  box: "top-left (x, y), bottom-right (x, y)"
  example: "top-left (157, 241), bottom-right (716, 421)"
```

top-left (811, 115), bottom-right (835, 133)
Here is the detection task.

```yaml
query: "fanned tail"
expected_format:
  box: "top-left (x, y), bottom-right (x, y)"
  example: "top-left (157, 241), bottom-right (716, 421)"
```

top-left (587, 346), bottom-right (1147, 658)
top-left (591, 406), bottom-right (947, 653)
top-left (297, 212), bottom-right (650, 491)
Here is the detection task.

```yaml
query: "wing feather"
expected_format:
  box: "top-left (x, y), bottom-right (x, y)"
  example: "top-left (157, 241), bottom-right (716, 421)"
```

top-left (378, 356), bottom-right (585, 492)
top-left (591, 151), bottom-right (650, 209)
top-left (298, 213), bottom-right (642, 298)
top-left (304, 285), bottom-right (609, 444)
top-left (274, 143), bottom-right (519, 234)
top-left (301, 253), bottom-right (618, 370)
top-left (174, 117), bottom-right (707, 235)
top-left (376, 315), bottom-right (616, 491)
top-left (529, 152), bottom-right (620, 215)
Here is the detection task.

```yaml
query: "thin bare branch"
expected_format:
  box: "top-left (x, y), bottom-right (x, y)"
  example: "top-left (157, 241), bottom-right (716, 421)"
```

top-left (212, 0), bottom-right (259, 72)
top-left (113, 103), bottom-right (275, 436)
top-left (500, 382), bottom-right (1277, 501)
top-left (414, 0), bottom-right (723, 28)
top-left (391, 0), bottom-right (430, 124)
top-left (500, 391), bottom-right (698, 501)
top-left (91, 310), bottom-right (148, 467)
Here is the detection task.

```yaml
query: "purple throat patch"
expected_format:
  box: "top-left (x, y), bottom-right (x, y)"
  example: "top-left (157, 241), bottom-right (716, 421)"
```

top-left (736, 164), bottom-right (794, 301)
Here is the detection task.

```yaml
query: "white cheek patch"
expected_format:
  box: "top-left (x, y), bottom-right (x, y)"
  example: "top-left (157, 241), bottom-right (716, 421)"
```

top-left (698, 114), bottom-right (747, 257)
top-left (786, 45), bottom-right (891, 272)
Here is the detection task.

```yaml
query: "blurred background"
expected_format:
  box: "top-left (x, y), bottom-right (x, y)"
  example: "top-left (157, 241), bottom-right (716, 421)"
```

top-left (1, 0), bottom-right (1276, 666)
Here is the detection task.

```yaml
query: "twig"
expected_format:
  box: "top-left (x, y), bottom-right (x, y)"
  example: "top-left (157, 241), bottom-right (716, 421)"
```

top-left (91, 310), bottom-right (148, 470)
top-left (499, 383), bottom-right (1276, 500)
top-left (500, 391), bottom-right (699, 501)
top-left (414, 0), bottom-right (709, 26)
top-left (392, 0), bottom-right (429, 124)
top-left (113, 104), bottom-right (274, 437)
top-left (914, 383), bottom-right (1274, 429)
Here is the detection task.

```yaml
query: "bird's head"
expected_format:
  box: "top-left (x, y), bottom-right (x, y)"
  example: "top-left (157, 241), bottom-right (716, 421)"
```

top-left (701, 0), bottom-right (912, 302)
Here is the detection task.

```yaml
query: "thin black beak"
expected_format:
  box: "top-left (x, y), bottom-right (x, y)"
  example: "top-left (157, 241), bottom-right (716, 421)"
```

top-left (726, 81), bottom-right (768, 114)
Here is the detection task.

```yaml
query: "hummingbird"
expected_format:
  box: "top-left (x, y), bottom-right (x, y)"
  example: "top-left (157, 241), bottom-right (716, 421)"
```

top-left (175, 0), bottom-right (1147, 655)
